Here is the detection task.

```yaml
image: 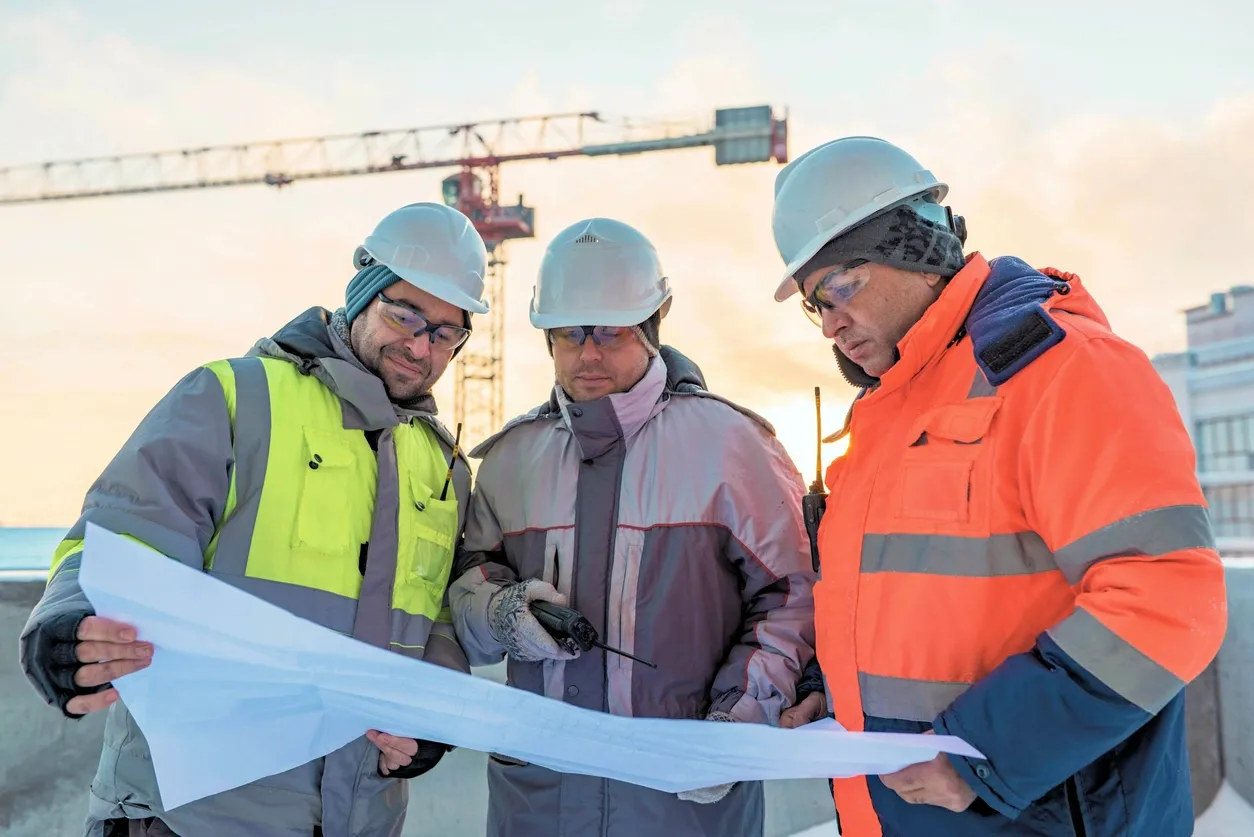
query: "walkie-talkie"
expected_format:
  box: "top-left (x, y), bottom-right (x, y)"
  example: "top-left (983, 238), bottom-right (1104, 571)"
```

top-left (801, 386), bottom-right (828, 573)
top-left (529, 600), bottom-right (658, 668)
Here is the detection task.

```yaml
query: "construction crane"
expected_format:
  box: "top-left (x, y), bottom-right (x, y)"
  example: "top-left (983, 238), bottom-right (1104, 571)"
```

top-left (0, 105), bottom-right (789, 446)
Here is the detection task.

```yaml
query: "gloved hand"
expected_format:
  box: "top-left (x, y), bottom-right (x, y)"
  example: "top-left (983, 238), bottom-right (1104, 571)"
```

top-left (487, 579), bottom-right (580, 662)
top-left (677, 711), bottom-right (737, 804)
top-left (21, 611), bottom-right (152, 719)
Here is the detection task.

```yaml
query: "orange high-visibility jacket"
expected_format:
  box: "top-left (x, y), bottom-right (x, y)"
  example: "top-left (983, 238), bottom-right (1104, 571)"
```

top-left (815, 253), bottom-right (1228, 837)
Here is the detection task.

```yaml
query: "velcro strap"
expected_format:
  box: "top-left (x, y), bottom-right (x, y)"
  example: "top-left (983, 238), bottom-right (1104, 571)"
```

top-left (976, 307), bottom-right (1065, 385)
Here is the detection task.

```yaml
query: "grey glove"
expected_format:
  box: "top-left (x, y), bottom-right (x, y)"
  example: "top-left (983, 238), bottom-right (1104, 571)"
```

top-left (487, 579), bottom-right (579, 663)
top-left (677, 711), bottom-right (737, 804)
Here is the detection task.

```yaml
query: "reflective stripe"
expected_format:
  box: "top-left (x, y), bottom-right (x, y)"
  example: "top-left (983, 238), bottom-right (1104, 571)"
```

top-left (211, 572), bottom-right (358, 633)
top-left (859, 671), bottom-right (971, 722)
top-left (388, 607), bottom-right (435, 649)
top-left (1053, 504), bottom-right (1216, 585)
top-left (211, 357), bottom-right (272, 575)
top-left (967, 368), bottom-right (998, 399)
top-left (607, 526), bottom-right (645, 717)
top-left (861, 531), bottom-right (1056, 576)
top-left (354, 426), bottom-right (398, 648)
top-left (1048, 606), bottom-right (1185, 713)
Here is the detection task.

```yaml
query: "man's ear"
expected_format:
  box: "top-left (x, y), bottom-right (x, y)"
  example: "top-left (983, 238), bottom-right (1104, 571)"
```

top-left (921, 272), bottom-right (945, 289)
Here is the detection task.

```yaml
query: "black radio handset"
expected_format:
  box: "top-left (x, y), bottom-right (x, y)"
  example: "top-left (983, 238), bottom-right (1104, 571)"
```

top-left (801, 386), bottom-right (828, 573)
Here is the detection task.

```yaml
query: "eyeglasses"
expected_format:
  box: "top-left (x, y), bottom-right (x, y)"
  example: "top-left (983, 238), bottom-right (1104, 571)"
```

top-left (376, 292), bottom-right (471, 351)
top-left (798, 259), bottom-right (871, 327)
top-left (547, 325), bottom-right (635, 350)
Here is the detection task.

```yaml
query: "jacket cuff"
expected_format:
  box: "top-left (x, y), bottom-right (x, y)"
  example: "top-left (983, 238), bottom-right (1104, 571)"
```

top-left (795, 656), bottom-right (824, 703)
top-left (933, 709), bottom-right (1028, 819)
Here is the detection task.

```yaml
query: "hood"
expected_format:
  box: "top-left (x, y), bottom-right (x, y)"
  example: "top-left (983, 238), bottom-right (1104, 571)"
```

top-left (246, 307), bottom-right (446, 434)
top-left (967, 256), bottom-right (1085, 386)
top-left (659, 345), bottom-right (708, 393)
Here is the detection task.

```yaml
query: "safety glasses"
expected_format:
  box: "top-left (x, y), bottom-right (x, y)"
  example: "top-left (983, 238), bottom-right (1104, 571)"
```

top-left (547, 325), bottom-right (635, 350)
top-left (376, 292), bottom-right (471, 351)
top-left (799, 259), bottom-right (872, 327)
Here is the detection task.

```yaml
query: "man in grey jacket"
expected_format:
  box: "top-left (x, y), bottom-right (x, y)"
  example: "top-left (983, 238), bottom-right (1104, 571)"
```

top-left (449, 217), bottom-right (818, 837)
top-left (20, 202), bottom-right (486, 837)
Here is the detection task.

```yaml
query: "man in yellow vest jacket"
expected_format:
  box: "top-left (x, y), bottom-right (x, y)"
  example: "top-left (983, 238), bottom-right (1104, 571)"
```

top-left (19, 202), bottom-right (487, 837)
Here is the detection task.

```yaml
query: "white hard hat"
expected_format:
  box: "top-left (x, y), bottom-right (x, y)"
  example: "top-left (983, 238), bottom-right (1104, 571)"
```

top-left (358, 202), bottom-right (489, 314)
top-left (771, 136), bottom-right (948, 302)
top-left (529, 218), bottom-right (672, 329)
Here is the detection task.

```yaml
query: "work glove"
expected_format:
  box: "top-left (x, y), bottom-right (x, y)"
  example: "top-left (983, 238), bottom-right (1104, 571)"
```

top-left (20, 610), bottom-right (104, 719)
top-left (487, 579), bottom-right (579, 663)
top-left (379, 740), bottom-right (454, 779)
top-left (677, 711), bottom-right (737, 804)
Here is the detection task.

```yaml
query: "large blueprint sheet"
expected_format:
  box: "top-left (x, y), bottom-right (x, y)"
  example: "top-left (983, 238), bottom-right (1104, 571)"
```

top-left (77, 524), bottom-right (984, 810)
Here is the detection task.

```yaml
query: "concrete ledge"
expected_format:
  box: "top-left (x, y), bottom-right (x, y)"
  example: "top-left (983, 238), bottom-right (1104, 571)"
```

top-left (1218, 566), bottom-right (1254, 807)
top-left (0, 582), bottom-right (107, 837)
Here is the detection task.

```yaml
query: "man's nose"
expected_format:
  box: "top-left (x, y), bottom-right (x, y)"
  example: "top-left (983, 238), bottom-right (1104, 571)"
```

top-left (403, 333), bottom-right (433, 359)
top-left (821, 307), bottom-right (851, 340)
top-left (578, 338), bottom-right (604, 361)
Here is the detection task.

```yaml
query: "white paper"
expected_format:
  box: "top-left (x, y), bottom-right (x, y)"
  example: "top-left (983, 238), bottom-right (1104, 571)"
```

top-left (77, 523), bottom-right (985, 810)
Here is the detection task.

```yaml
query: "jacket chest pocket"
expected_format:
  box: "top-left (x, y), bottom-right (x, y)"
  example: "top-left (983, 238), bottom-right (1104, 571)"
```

top-left (397, 475), bottom-right (459, 619)
top-left (293, 428), bottom-right (373, 554)
top-left (894, 398), bottom-right (1001, 525)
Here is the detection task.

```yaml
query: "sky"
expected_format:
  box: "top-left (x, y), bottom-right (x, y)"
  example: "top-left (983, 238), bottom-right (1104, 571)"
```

top-left (1, 0), bottom-right (1252, 525)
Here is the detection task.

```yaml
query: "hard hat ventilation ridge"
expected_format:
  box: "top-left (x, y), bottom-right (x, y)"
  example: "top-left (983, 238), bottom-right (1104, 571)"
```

top-left (573, 233), bottom-right (600, 244)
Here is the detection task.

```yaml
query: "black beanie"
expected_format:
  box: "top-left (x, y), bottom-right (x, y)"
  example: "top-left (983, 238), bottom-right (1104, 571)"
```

top-left (801, 204), bottom-right (966, 281)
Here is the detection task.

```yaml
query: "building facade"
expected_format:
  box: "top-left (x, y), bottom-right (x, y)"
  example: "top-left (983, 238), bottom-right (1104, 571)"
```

top-left (1153, 287), bottom-right (1254, 557)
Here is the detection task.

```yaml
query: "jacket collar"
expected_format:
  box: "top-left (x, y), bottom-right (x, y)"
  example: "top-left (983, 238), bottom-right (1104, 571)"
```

top-left (555, 355), bottom-right (668, 459)
top-left (877, 253), bottom-right (991, 395)
top-left (247, 306), bottom-right (443, 432)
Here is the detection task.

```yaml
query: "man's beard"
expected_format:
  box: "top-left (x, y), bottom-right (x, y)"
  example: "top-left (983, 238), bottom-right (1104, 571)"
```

top-left (378, 344), bottom-right (433, 401)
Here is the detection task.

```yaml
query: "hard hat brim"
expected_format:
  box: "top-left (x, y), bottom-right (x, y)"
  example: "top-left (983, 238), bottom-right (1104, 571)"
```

top-left (772, 183), bottom-right (948, 302)
top-left (387, 263), bottom-right (490, 315)
top-left (528, 290), bottom-right (672, 330)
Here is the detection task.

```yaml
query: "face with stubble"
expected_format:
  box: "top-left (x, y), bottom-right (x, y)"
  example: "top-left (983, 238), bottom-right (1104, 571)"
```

top-left (799, 260), bottom-right (945, 377)
top-left (350, 280), bottom-right (469, 401)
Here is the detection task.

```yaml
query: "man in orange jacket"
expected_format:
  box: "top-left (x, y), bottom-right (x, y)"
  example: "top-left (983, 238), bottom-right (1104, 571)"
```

top-left (770, 136), bottom-right (1229, 837)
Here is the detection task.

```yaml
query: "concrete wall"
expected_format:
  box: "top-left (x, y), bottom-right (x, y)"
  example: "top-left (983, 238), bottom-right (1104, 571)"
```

top-left (1188, 660), bottom-right (1225, 812)
top-left (0, 581), bottom-right (107, 837)
top-left (1218, 565), bottom-right (1254, 806)
top-left (3, 570), bottom-right (1250, 835)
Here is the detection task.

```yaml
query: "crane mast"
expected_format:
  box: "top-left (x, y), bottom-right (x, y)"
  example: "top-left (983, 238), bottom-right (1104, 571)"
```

top-left (0, 105), bottom-right (789, 447)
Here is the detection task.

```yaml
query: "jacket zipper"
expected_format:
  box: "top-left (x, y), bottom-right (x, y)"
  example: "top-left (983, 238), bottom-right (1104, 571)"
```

top-left (1065, 777), bottom-right (1087, 837)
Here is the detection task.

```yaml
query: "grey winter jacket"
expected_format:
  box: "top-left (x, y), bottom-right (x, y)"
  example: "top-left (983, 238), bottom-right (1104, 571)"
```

top-left (19, 307), bottom-right (471, 837)
top-left (449, 346), bottom-right (817, 837)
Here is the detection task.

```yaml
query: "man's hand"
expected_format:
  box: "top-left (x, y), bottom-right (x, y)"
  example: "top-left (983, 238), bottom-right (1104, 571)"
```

top-left (367, 731), bottom-right (452, 779)
top-left (878, 733), bottom-right (977, 812)
top-left (779, 692), bottom-right (826, 729)
top-left (65, 616), bottom-right (153, 716)
top-left (367, 730), bottom-right (419, 776)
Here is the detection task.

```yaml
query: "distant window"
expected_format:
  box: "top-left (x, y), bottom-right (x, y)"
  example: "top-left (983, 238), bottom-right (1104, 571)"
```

top-left (1203, 483), bottom-right (1254, 538)
top-left (1195, 414), bottom-right (1254, 472)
